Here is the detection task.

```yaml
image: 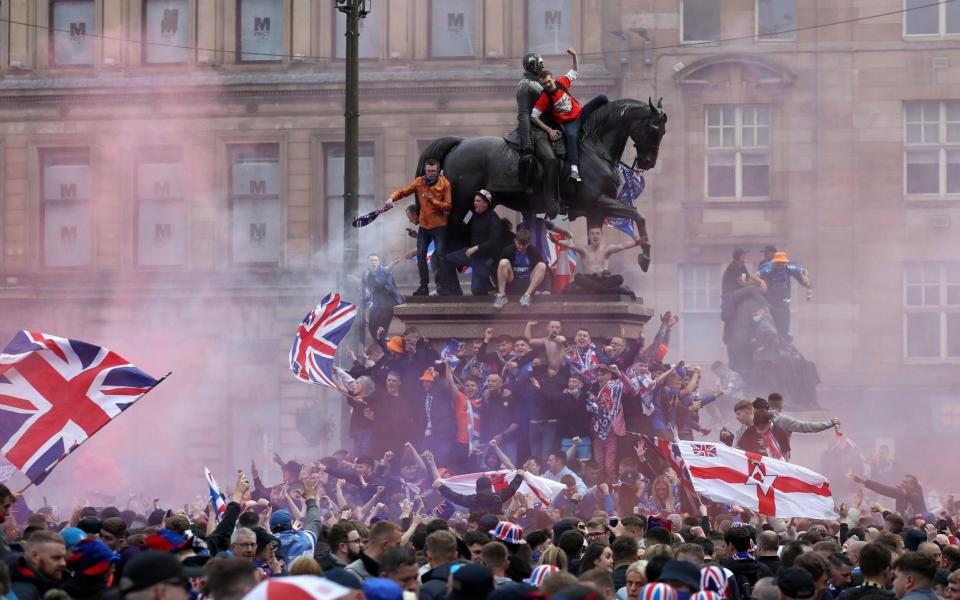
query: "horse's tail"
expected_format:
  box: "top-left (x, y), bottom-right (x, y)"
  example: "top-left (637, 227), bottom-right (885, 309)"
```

top-left (416, 137), bottom-right (463, 176)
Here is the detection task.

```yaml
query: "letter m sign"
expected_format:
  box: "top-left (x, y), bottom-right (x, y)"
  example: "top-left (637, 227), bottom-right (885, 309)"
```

top-left (154, 223), bottom-right (172, 241)
top-left (70, 22), bottom-right (87, 38)
top-left (161, 9), bottom-right (179, 35)
top-left (249, 223), bottom-right (266, 244)
top-left (254, 17), bottom-right (271, 33)
top-left (249, 180), bottom-right (267, 195)
top-left (60, 225), bottom-right (78, 242)
top-left (60, 183), bottom-right (78, 199)
top-left (544, 10), bottom-right (562, 26)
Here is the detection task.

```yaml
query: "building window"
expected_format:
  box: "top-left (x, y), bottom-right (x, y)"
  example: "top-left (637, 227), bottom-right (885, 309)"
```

top-left (706, 105), bottom-right (770, 199)
top-left (430, 0), bottom-right (476, 58)
top-left (682, 0), bottom-right (720, 43)
top-left (238, 0), bottom-right (284, 62)
top-left (904, 0), bottom-right (960, 36)
top-left (904, 101), bottom-right (960, 196)
top-left (41, 148), bottom-right (92, 267)
top-left (324, 144), bottom-right (376, 265)
top-left (143, 0), bottom-right (190, 64)
top-left (334, 4), bottom-right (380, 59)
top-left (51, 0), bottom-right (96, 66)
top-left (527, 0), bottom-right (572, 56)
top-left (137, 147), bottom-right (186, 266)
top-left (229, 144), bottom-right (283, 264)
top-left (757, 0), bottom-right (796, 40)
top-left (904, 262), bottom-right (960, 360)
top-left (679, 264), bottom-right (723, 362)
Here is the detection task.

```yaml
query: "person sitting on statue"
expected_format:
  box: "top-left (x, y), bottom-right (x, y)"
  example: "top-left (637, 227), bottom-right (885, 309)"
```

top-left (531, 47), bottom-right (608, 183)
top-left (387, 158), bottom-right (453, 297)
top-left (556, 222), bottom-right (643, 294)
top-left (720, 247), bottom-right (768, 323)
top-left (493, 229), bottom-right (549, 309)
top-left (445, 189), bottom-right (504, 297)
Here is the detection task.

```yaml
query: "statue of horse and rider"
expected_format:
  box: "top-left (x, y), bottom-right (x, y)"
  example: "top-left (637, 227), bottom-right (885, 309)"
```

top-left (416, 51), bottom-right (668, 275)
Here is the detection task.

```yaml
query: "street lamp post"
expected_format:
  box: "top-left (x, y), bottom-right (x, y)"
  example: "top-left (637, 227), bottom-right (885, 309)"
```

top-left (335, 0), bottom-right (371, 284)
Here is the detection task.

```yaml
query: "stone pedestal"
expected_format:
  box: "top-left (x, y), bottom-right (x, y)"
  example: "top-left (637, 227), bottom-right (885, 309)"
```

top-left (393, 294), bottom-right (654, 340)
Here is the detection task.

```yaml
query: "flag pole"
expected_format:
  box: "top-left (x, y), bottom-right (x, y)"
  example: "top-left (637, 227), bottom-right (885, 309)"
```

top-left (16, 370), bottom-right (173, 496)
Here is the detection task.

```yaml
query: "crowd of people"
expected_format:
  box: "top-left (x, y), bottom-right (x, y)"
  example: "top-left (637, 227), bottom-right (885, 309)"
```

top-left (0, 305), bottom-right (954, 600)
top-left (0, 438), bottom-right (956, 600)
top-left (334, 310), bottom-right (837, 480)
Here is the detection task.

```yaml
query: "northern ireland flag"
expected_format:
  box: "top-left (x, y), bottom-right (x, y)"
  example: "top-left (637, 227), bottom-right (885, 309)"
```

top-left (678, 440), bottom-right (836, 519)
top-left (438, 470), bottom-right (566, 506)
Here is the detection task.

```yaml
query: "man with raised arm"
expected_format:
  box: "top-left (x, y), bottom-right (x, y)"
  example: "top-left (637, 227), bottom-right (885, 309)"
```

top-left (558, 224), bottom-right (643, 294)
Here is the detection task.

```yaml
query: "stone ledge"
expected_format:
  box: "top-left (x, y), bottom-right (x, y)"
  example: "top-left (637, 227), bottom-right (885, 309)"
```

top-left (394, 296), bottom-right (654, 340)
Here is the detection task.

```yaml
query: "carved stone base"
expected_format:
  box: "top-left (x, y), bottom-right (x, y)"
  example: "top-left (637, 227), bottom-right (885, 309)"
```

top-left (393, 294), bottom-right (653, 341)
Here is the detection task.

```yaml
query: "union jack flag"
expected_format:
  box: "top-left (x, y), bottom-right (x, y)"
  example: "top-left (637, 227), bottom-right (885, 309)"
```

top-left (691, 443), bottom-right (718, 457)
top-left (289, 293), bottom-right (358, 390)
top-left (0, 331), bottom-right (160, 484)
top-left (642, 435), bottom-right (697, 496)
top-left (204, 467), bottom-right (227, 522)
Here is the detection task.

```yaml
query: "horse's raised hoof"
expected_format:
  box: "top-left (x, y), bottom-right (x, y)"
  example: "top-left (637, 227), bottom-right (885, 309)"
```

top-left (638, 243), bottom-right (651, 272)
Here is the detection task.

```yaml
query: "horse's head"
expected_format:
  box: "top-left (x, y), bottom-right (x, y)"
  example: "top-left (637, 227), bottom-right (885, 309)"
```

top-left (627, 98), bottom-right (668, 171)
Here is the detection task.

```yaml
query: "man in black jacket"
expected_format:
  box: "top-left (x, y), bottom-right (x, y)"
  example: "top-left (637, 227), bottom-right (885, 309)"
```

top-left (722, 526), bottom-right (773, 598)
top-left (317, 522), bottom-right (362, 572)
top-left (445, 189), bottom-right (503, 296)
top-left (10, 531), bottom-right (67, 600)
top-left (848, 473), bottom-right (926, 516)
top-left (756, 530), bottom-right (783, 576)
top-left (433, 470), bottom-right (525, 514)
top-left (206, 470), bottom-right (251, 556)
top-left (837, 543), bottom-right (895, 600)
top-left (419, 531), bottom-right (466, 600)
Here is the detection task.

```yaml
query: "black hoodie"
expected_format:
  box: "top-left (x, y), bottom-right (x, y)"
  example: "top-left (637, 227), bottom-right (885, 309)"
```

top-left (436, 473), bottom-right (524, 514)
top-left (721, 556), bottom-right (773, 598)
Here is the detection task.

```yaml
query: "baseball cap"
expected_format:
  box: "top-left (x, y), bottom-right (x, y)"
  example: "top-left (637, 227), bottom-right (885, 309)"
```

top-left (119, 551), bottom-right (203, 596)
top-left (77, 516), bottom-right (102, 535)
top-left (270, 509), bottom-right (293, 532)
top-left (658, 559), bottom-right (702, 591)
top-left (475, 189), bottom-right (493, 205)
top-left (775, 567), bottom-right (817, 600)
top-left (448, 563), bottom-right (495, 600)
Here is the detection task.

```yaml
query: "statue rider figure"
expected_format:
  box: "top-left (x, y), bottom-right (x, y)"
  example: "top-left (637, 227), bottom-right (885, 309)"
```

top-left (515, 52), bottom-right (561, 218)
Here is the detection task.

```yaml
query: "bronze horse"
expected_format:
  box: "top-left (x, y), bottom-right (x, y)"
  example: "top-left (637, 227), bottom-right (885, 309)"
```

top-left (417, 98), bottom-right (667, 269)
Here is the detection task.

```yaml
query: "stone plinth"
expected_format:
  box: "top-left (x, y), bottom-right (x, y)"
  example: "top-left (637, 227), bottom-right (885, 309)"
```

top-left (393, 295), bottom-right (654, 340)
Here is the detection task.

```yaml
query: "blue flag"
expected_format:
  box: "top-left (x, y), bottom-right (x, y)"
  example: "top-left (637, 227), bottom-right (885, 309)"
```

top-left (605, 165), bottom-right (645, 237)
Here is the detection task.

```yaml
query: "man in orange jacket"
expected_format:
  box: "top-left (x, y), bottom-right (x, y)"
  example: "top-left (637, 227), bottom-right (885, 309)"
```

top-left (388, 158), bottom-right (453, 296)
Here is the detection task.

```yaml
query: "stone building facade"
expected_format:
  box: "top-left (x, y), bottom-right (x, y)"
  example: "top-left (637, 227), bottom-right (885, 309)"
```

top-left (0, 1), bottom-right (956, 497)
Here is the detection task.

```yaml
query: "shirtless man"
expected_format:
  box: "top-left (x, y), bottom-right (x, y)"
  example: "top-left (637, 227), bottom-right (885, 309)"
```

top-left (525, 320), bottom-right (566, 369)
top-left (558, 225), bottom-right (642, 293)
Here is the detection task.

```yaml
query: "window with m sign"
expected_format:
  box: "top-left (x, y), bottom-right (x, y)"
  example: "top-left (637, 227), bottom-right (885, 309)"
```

top-left (51, 0), bottom-right (96, 66)
top-left (137, 147), bottom-right (187, 266)
top-left (144, 0), bottom-right (190, 63)
top-left (41, 149), bottom-right (92, 267)
top-left (239, 0), bottom-right (284, 62)
top-left (229, 144), bottom-right (282, 264)
top-left (527, 0), bottom-right (572, 56)
top-left (430, 0), bottom-right (475, 58)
